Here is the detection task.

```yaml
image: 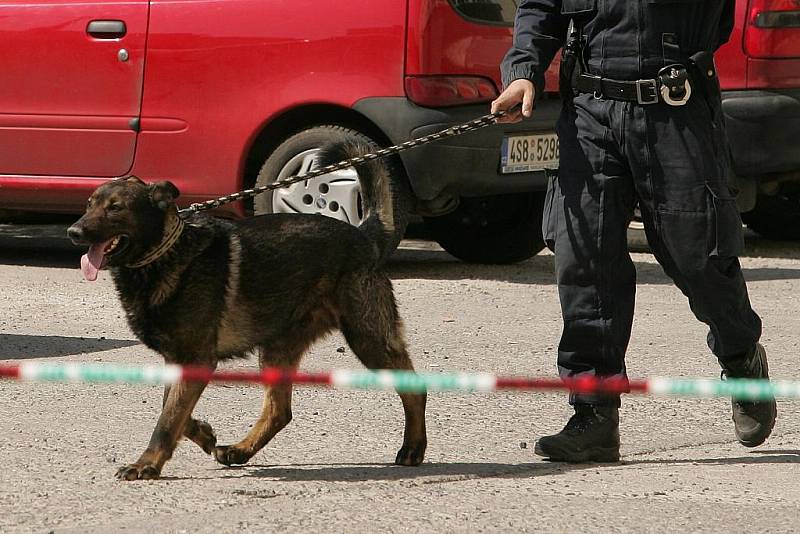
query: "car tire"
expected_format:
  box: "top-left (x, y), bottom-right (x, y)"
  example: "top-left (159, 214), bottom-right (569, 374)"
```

top-left (254, 125), bottom-right (413, 261)
top-left (423, 192), bottom-right (546, 264)
top-left (742, 188), bottom-right (800, 241)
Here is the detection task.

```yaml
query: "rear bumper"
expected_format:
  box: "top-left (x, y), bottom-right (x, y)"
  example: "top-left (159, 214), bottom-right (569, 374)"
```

top-left (721, 88), bottom-right (800, 178)
top-left (353, 97), bottom-right (561, 201)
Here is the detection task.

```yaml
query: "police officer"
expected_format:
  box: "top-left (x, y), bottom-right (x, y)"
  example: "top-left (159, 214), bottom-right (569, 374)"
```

top-left (491, 0), bottom-right (776, 462)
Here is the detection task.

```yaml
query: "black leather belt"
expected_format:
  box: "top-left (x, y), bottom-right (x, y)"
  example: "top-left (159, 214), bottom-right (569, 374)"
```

top-left (576, 74), bottom-right (661, 104)
top-left (575, 64), bottom-right (693, 106)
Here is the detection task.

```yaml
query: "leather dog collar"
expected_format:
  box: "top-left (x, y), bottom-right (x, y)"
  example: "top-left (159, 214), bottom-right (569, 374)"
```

top-left (126, 210), bottom-right (185, 269)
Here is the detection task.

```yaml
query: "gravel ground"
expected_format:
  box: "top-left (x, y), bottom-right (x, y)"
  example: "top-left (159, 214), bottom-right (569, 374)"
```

top-left (1, 227), bottom-right (799, 533)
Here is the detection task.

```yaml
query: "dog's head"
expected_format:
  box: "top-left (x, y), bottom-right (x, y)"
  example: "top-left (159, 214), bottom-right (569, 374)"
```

top-left (67, 176), bottom-right (180, 281)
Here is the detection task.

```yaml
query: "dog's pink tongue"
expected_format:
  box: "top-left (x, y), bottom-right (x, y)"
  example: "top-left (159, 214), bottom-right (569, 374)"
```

top-left (80, 242), bottom-right (109, 282)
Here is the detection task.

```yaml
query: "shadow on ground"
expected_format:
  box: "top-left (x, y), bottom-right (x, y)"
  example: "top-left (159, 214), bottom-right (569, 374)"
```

top-left (0, 333), bottom-right (139, 360)
top-left (632, 260), bottom-right (800, 284)
top-left (0, 248), bottom-right (80, 269)
top-left (211, 461), bottom-right (588, 483)
top-left (391, 246), bottom-right (800, 284)
top-left (1, 222), bottom-right (799, 283)
top-left (164, 449), bottom-right (800, 483)
top-left (625, 449), bottom-right (800, 467)
top-left (0, 220), bottom-right (82, 269)
top-left (389, 248), bottom-right (556, 284)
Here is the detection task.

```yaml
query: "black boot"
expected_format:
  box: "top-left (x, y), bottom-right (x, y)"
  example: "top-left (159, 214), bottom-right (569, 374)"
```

top-left (721, 343), bottom-right (777, 447)
top-left (534, 404), bottom-right (620, 462)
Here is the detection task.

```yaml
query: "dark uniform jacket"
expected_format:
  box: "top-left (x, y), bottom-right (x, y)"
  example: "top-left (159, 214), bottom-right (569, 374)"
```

top-left (501, 0), bottom-right (735, 95)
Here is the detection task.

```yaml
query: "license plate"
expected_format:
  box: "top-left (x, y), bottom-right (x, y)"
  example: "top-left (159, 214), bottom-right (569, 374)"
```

top-left (501, 133), bottom-right (559, 174)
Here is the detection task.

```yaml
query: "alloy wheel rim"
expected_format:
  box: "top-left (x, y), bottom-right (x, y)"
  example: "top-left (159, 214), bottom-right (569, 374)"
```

top-left (272, 148), bottom-right (363, 225)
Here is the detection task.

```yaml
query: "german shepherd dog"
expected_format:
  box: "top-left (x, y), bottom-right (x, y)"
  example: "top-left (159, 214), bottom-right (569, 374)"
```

top-left (67, 143), bottom-right (426, 481)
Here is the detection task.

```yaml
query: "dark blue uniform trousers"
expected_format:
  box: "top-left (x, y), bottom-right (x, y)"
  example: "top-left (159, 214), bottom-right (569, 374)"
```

top-left (544, 92), bottom-right (762, 405)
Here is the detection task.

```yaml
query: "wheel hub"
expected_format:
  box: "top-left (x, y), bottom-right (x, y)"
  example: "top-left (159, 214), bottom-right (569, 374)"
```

top-left (272, 149), bottom-right (362, 225)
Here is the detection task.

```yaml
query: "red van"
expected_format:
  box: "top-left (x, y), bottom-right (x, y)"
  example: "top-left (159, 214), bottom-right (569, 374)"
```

top-left (1, 1), bottom-right (798, 262)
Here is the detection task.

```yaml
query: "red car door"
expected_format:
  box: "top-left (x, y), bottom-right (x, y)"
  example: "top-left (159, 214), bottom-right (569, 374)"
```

top-left (0, 0), bottom-right (148, 178)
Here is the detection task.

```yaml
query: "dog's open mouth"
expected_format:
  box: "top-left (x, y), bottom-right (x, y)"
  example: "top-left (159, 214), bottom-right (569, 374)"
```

top-left (81, 235), bottom-right (129, 281)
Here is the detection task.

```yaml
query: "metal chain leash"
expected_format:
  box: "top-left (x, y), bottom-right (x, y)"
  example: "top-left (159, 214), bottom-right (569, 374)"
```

top-left (179, 109), bottom-right (511, 215)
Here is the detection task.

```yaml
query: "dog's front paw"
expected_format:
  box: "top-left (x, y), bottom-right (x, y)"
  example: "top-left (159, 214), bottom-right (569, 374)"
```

top-left (213, 445), bottom-right (251, 466)
top-left (395, 443), bottom-right (426, 467)
top-left (115, 462), bottom-right (161, 481)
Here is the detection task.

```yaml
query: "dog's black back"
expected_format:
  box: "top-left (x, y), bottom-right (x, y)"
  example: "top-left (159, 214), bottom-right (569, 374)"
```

top-left (112, 211), bottom-right (382, 363)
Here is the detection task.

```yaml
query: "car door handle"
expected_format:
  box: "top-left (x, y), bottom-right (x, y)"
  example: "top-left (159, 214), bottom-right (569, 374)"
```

top-left (87, 20), bottom-right (127, 39)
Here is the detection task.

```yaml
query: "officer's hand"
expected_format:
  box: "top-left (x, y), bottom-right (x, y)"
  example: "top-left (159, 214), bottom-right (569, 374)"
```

top-left (491, 79), bottom-right (535, 124)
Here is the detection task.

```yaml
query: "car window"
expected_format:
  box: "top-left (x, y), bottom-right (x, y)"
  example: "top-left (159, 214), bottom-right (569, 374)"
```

top-left (449, 0), bottom-right (517, 26)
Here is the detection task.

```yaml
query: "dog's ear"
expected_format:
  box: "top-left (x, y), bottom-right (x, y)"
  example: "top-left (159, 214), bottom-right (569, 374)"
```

top-left (148, 181), bottom-right (180, 210)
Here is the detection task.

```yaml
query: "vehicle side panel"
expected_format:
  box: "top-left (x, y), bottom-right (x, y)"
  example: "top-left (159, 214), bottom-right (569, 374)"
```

top-left (715, 0), bottom-right (748, 90)
top-left (0, 0), bottom-right (148, 178)
top-left (132, 0), bottom-right (407, 208)
top-left (406, 0), bottom-right (560, 92)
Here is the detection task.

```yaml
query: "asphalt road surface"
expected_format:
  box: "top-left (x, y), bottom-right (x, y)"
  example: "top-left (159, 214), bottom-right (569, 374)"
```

top-left (1, 224), bottom-right (800, 533)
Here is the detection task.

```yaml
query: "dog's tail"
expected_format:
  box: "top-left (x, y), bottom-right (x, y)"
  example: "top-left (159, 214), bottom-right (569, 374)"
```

top-left (317, 140), bottom-right (410, 263)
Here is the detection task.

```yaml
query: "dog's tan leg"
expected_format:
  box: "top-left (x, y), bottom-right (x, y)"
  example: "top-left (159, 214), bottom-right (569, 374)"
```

top-left (346, 335), bottom-right (427, 466)
top-left (395, 365), bottom-right (428, 467)
top-left (213, 380), bottom-right (293, 466)
top-left (340, 273), bottom-right (428, 465)
top-left (339, 273), bottom-right (427, 466)
top-left (116, 380), bottom-right (209, 481)
top-left (184, 419), bottom-right (217, 455)
top-left (161, 385), bottom-right (217, 454)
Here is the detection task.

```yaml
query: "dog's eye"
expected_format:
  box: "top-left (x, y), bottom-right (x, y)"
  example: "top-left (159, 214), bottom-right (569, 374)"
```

top-left (107, 203), bottom-right (122, 212)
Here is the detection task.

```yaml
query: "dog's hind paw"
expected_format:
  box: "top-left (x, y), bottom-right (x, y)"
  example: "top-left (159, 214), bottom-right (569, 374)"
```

top-left (115, 463), bottom-right (161, 481)
top-left (186, 419), bottom-right (217, 454)
top-left (213, 445), bottom-right (251, 467)
top-left (395, 444), bottom-right (426, 466)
